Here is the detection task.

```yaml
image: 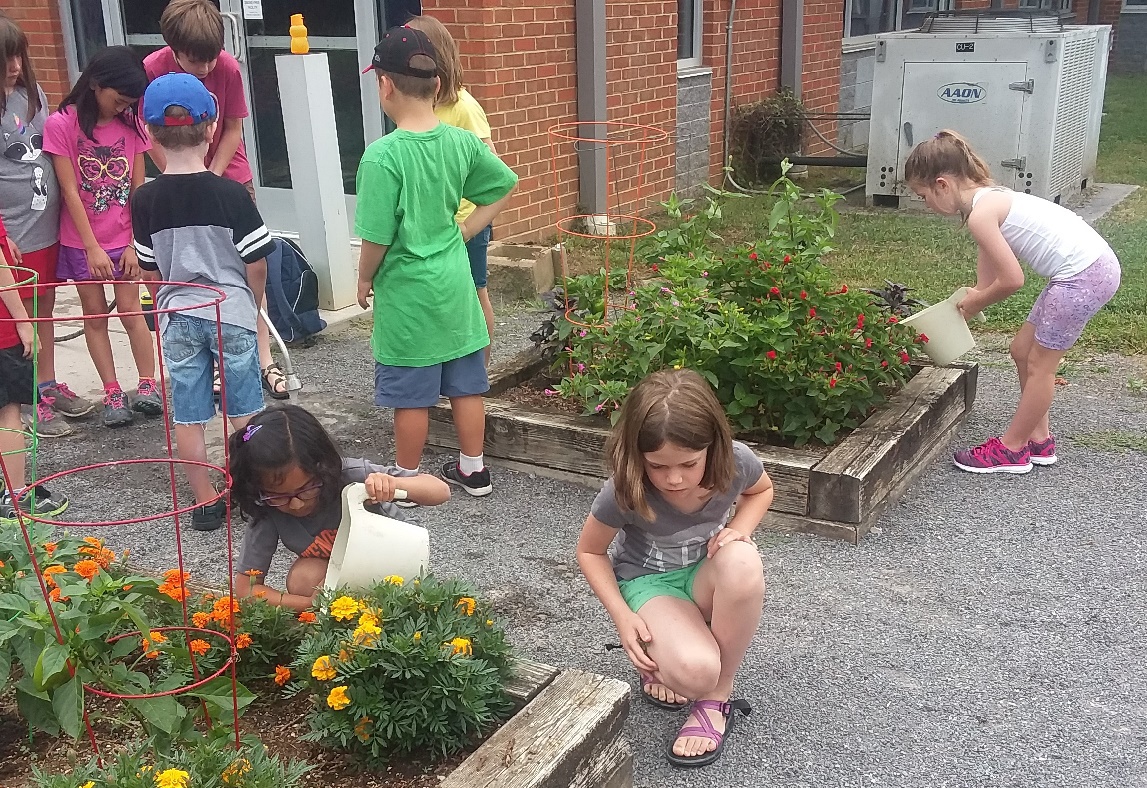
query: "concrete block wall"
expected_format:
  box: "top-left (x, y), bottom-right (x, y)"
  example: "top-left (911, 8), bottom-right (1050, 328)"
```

top-left (1112, 13), bottom-right (1147, 72)
top-left (676, 70), bottom-right (712, 195)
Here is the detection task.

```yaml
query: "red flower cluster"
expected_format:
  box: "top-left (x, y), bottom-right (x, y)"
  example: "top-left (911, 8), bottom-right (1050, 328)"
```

top-left (766, 350), bottom-right (777, 360)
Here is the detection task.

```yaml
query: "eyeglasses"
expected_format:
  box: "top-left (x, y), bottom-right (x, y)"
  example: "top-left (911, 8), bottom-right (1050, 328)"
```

top-left (257, 480), bottom-right (324, 508)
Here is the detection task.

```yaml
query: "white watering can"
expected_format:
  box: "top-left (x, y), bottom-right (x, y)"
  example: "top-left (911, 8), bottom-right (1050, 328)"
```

top-left (322, 483), bottom-right (430, 592)
top-left (901, 286), bottom-right (984, 366)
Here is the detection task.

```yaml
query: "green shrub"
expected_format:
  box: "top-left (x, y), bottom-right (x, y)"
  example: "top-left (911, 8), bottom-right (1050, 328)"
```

top-left (293, 575), bottom-right (513, 765)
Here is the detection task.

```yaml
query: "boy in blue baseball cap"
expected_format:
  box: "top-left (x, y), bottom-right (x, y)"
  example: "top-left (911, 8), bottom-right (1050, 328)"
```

top-left (132, 73), bottom-right (277, 532)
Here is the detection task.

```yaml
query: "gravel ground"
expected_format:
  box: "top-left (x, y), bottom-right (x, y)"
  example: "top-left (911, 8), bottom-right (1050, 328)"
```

top-left (28, 308), bottom-right (1147, 788)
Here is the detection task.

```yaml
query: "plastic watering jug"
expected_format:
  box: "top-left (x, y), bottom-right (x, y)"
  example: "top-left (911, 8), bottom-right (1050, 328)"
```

top-left (322, 483), bottom-right (429, 592)
top-left (901, 287), bottom-right (981, 366)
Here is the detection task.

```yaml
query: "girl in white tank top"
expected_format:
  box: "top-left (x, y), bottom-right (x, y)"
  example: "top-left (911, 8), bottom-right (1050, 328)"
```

top-left (904, 130), bottom-right (1120, 476)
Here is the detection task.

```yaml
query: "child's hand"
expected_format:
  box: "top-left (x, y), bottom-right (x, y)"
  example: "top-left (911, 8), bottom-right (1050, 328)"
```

top-left (706, 527), bottom-right (753, 558)
top-left (613, 610), bottom-right (658, 673)
top-left (364, 472), bottom-right (401, 503)
top-left (357, 279), bottom-right (373, 310)
top-left (17, 321), bottom-right (33, 358)
top-left (120, 246), bottom-right (140, 278)
top-left (956, 289), bottom-right (980, 320)
top-left (87, 247), bottom-right (117, 280)
top-left (4, 237), bottom-right (22, 266)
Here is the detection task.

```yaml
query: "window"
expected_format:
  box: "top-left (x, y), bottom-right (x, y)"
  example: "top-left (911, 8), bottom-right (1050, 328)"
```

top-left (1122, 0), bottom-right (1147, 10)
top-left (1019, 0), bottom-right (1072, 11)
top-left (678, 0), bottom-right (703, 67)
top-left (844, 0), bottom-right (954, 39)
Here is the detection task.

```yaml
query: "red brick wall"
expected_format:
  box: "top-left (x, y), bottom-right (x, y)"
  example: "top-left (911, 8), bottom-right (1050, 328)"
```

top-left (802, 0), bottom-right (844, 150)
top-left (1, 0), bottom-right (72, 104)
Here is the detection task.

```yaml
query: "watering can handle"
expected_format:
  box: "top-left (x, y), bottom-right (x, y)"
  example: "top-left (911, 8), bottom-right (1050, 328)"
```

top-left (346, 482), bottom-right (408, 506)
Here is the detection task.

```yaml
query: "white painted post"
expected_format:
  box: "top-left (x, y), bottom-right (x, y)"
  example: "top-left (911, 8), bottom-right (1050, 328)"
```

top-left (274, 53), bottom-right (355, 310)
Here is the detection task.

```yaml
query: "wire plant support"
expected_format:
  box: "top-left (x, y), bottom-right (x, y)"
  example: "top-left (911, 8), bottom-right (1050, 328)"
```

top-left (0, 270), bottom-right (245, 759)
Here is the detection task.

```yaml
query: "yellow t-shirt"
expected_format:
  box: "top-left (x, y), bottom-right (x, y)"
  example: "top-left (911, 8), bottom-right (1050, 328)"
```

top-left (434, 88), bottom-right (493, 223)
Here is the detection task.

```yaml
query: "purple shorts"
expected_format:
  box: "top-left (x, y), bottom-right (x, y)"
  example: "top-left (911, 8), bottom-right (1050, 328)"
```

top-left (1028, 253), bottom-right (1121, 351)
top-left (56, 245), bottom-right (127, 282)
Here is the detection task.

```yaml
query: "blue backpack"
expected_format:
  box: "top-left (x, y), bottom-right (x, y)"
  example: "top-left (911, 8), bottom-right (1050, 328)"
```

top-left (265, 237), bottom-right (326, 344)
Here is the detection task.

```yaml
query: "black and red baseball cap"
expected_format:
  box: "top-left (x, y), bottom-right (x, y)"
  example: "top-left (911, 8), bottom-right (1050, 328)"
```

top-left (361, 25), bottom-right (438, 78)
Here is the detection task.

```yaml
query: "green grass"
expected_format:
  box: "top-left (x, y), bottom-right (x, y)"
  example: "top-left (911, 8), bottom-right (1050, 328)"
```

top-left (715, 74), bottom-right (1147, 354)
top-left (1070, 430), bottom-right (1147, 454)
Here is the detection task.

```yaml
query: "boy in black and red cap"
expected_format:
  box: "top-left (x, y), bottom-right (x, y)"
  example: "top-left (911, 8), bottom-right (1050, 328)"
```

top-left (355, 26), bottom-right (517, 497)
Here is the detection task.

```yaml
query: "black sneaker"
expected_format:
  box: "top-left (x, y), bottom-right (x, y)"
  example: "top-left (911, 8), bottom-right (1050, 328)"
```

top-left (191, 500), bottom-right (227, 532)
top-left (441, 461), bottom-right (492, 497)
top-left (0, 485), bottom-right (70, 524)
top-left (102, 389), bottom-right (134, 428)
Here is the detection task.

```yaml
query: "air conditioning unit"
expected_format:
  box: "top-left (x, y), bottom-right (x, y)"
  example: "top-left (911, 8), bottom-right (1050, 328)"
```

top-left (865, 12), bottom-right (1111, 209)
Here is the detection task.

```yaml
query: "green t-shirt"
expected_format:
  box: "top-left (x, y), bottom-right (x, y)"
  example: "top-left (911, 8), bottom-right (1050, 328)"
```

top-left (354, 123), bottom-right (518, 366)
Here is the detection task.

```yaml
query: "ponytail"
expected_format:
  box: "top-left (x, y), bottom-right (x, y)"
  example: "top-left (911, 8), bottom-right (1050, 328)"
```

top-left (903, 129), bottom-right (994, 187)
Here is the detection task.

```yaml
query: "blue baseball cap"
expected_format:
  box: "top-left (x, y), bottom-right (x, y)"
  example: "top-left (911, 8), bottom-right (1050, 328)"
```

top-left (142, 73), bottom-right (217, 126)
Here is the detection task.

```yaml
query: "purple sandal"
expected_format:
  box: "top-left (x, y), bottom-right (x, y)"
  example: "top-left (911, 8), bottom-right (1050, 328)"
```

top-left (666, 698), bottom-right (752, 768)
top-left (640, 673), bottom-right (689, 711)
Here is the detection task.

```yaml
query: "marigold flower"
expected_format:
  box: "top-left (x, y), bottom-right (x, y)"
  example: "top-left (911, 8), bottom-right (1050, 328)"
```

top-left (330, 596), bottom-right (360, 621)
top-left (274, 665), bottom-right (291, 686)
top-left (253, 589), bottom-right (267, 599)
top-left (83, 536), bottom-right (102, 548)
top-left (413, 631), bottom-right (422, 642)
top-left (455, 597), bottom-right (476, 616)
top-left (141, 630), bottom-right (167, 653)
top-left (212, 596), bottom-right (240, 625)
top-left (0, 559), bottom-right (5, 569)
top-left (153, 768), bottom-right (190, 788)
top-left (448, 637), bottom-right (473, 657)
top-left (49, 587), bottom-right (68, 602)
top-left (352, 621), bottom-right (381, 647)
top-left (145, 650), bottom-right (160, 659)
top-left (327, 685), bottom-right (351, 710)
top-left (243, 568), bottom-right (262, 579)
top-left (383, 575), bottom-right (404, 586)
top-left (766, 350), bottom-right (777, 361)
top-left (235, 633), bottom-right (253, 649)
top-left (42, 542), bottom-right (57, 555)
top-left (80, 545), bottom-right (116, 568)
top-left (221, 758), bottom-right (251, 787)
top-left (298, 611), bottom-right (317, 624)
top-left (192, 611), bottom-right (211, 628)
top-left (485, 619), bottom-right (493, 627)
top-left (73, 559), bottom-right (100, 581)
top-left (312, 655), bottom-right (336, 681)
top-left (189, 639), bottom-right (210, 656)
top-left (358, 610), bottom-right (380, 629)
top-left (354, 715), bottom-right (372, 742)
top-left (43, 564), bottom-right (65, 586)
top-left (80, 782), bottom-right (94, 788)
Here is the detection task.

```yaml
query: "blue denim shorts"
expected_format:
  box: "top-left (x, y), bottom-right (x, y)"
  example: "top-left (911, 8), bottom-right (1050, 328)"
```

top-left (374, 348), bottom-right (489, 409)
top-left (161, 314), bottom-right (264, 424)
top-left (466, 225), bottom-right (492, 289)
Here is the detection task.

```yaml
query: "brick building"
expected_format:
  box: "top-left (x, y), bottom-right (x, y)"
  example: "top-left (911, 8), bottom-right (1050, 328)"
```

top-left (5, 0), bottom-right (1132, 241)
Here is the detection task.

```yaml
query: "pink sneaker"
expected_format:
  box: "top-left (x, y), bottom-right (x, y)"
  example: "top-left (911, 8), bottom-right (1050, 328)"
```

top-left (953, 437), bottom-right (1032, 474)
top-left (1027, 435), bottom-right (1057, 466)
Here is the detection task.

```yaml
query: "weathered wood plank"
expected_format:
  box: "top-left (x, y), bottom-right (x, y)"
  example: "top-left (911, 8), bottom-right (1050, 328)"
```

top-left (762, 510), bottom-right (861, 544)
top-left (808, 366), bottom-right (967, 523)
top-left (441, 670), bottom-right (630, 788)
top-left (505, 658), bottom-right (560, 706)
top-left (566, 735), bottom-right (633, 788)
top-left (429, 401), bottom-right (815, 515)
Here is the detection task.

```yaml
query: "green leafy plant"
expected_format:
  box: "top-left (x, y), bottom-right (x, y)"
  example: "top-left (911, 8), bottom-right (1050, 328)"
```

top-left (554, 162), bottom-right (926, 445)
top-left (32, 734), bottom-right (309, 788)
top-left (293, 574), bottom-right (513, 765)
top-left (639, 182), bottom-right (745, 263)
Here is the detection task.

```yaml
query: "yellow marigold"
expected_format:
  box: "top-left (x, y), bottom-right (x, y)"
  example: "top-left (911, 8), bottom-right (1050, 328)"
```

top-left (448, 637), bottom-right (473, 657)
top-left (154, 768), bottom-right (190, 788)
top-left (329, 596), bottom-right (360, 621)
top-left (354, 715), bottom-right (372, 742)
top-left (358, 609), bottom-right (380, 629)
top-left (192, 611), bottom-right (211, 628)
top-left (221, 757), bottom-right (251, 787)
top-left (486, 619), bottom-right (494, 627)
top-left (326, 685), bottom-right (351, 710)
top-left (352, 621), bottom-right (381, 647)
top-left (455, 597), bottom-right (476, 616)
top-left (274, 665), bottom-right (291, 686)
top-left (42, 542), bottom-right (57, 555)
top-left (311, 655), bottom-right (336, 681)
top-left (189, 639), bottom-right (210, 656)
top-left (73, 559), bottom-right (100, 581)
top-left (80, 782), bottom-right (94, 788)
top-left (298, 611), bottom-right (317, 624)
top-left (212, 596), bottom-right (240, 625)
top-left (413, 631), bottom-right (422, 642)
top-left (235, 632), bottom-right (253, 649)
top-left (337, 648), bottom-right (350, 661)
top-left (383, 575), bottom-right (404, 586)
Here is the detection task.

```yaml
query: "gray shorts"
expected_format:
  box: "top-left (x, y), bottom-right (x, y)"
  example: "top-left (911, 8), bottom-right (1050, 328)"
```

top-left (374, 349), bottom-right (489, 409)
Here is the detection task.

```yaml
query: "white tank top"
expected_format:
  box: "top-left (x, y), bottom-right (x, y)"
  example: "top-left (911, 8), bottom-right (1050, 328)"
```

top-left (970, 188), bottom-right (1113, 281)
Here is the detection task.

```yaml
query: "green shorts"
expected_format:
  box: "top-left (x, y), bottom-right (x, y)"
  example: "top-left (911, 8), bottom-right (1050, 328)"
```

top-left (617, 561), bottom-right (705, 613)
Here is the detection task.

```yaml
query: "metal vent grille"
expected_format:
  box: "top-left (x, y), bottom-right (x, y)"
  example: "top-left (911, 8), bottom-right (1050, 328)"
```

top-left (919, 11), bottom-right (1065, 33)
top-left (1049, 36), bottom-right (1096, 196)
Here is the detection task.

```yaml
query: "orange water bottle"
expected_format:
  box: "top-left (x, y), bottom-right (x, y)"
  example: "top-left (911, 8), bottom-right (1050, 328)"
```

top-left (289, 14), bottom-right (309, 54)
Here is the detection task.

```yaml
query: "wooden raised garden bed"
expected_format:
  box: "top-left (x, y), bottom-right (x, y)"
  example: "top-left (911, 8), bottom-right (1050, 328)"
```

top-left (428, 348), bottom-right (978, 544)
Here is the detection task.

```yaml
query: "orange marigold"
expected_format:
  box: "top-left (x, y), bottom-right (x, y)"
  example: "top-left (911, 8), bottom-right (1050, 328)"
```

top-left (82, 536), bottom-right (103, 548)
top-left (42, 564), bottom-right (66, 587)
top-left (191, 611), bottom-right (211, 628)
top-left (235, 633), bottom-right (253, 649)
top-left (212, 596), bottom-right (240, 625)
top-left (189, 639), bottom-right (210, 656)
top-left (298, 611), bottom-right (317, 624)
top-left (79, 542), bottom-right (116, 568)
top-left (42, 542), bottom-right (57, 555)
top-left (73, 559), bottom-right (100, 581)
top-left (273, 665), bottom-right (291, 686)
top-left (49, 587), bottom-right (68, 602)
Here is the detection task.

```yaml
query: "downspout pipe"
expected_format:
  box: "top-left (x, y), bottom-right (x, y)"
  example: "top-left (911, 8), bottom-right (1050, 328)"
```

top-left (1087, 0), bottom-right (1101, 26)
top-left (575, 0), bottom-right (607, 217)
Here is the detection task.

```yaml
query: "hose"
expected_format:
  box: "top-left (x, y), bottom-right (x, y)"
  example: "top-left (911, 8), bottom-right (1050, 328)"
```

top-left (54, 299), bottom-right (117, 342)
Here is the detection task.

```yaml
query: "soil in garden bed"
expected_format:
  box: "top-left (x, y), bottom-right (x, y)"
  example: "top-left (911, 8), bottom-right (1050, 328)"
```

top-left (0, 686), bottom-right (475, 788)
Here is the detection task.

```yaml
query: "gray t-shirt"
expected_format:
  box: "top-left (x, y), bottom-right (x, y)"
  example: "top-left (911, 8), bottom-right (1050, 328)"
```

top-left (236, 458), bottom-right (415, 577)
top-left (590, 441), bottom-right (765, 581)
top-left (0, 87), bottom-right (60, 252)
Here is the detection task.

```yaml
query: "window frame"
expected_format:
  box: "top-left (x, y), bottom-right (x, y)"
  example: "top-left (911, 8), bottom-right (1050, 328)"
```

top-left (677, 0), bottom-right (704, 70)
top-left (1123, 0), bottom-right (1147, 13)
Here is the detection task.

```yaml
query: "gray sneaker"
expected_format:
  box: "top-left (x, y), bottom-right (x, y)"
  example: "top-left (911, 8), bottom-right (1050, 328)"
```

top-left (21, 401), bottom-right (74, 438)
top-left (132, 379), bottom-right (164, 416)
top-left (102, 389), bottom-right (134, 428)
top-left (39, 382), bottom-right (94, 418)
top-left (0, 485), bottom-right (70, 525)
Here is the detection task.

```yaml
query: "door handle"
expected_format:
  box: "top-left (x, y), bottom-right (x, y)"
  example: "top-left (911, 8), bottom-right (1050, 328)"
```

top-left (902, 121), bottom-right (913, 148)
top-left (221, 12), bottom-right (246, 63)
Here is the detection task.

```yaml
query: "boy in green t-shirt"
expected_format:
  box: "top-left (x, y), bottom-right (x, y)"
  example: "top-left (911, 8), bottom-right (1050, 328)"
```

top-left (355, 26), bottom-right (517, 497)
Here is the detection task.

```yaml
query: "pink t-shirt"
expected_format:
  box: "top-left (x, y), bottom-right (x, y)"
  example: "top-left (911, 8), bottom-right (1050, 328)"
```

top-left (42, 108), bottom-right (151, 251)
top-left (144, 48), bottom-right (254, 185)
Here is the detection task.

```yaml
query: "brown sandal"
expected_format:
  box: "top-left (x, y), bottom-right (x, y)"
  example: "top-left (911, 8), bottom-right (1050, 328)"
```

top-left (261, 363), bottom-right (290, 400)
